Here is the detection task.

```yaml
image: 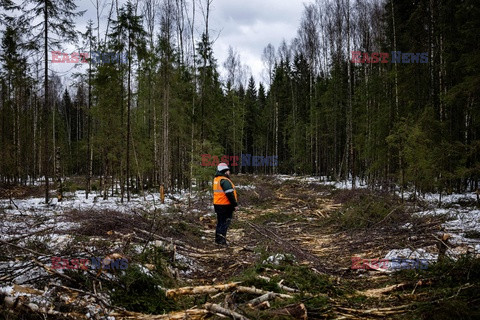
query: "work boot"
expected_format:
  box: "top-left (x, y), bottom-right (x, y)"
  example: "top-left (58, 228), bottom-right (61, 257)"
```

top-left (215, 233), bottom-right (227, 245)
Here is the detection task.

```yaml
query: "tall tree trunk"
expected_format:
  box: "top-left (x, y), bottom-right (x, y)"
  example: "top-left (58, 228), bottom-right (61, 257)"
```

top-left (153, 78), bottom-right (158, 185)
top-left (391, 0), bottom-right (402, 195)
top-left (55, 147), bottom-right (62, 200)
top-left (15, 90), bottom-right (20, 183)
top-left (188, 0), bottom-right (196, 207)
top-left (86, 33), bottom-right (93, 199)
top-left (275, 101), bottom-right (278, 174)
top-left (33, 87), bottom-right (38, 184)
top-left (52, 99), bottom-right (56, 188)
top-left (44, 0), bottom-right (50, 203)
top-left (126, 43), bottom-right (132, 202)
top-left (345, 0), bottom-right (354, 188)
top-left (163, 68), bottom-right (170, 192)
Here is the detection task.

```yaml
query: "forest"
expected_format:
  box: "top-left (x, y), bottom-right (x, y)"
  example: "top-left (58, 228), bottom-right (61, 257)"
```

top-left (0, 0), bottom-right (478, 201)
top-left (1, 0), bottom-right (480, 319)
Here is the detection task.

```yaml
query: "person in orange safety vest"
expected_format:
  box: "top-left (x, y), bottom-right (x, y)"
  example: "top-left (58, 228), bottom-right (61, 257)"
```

top-left (213, 162), bottom-right (238, 245)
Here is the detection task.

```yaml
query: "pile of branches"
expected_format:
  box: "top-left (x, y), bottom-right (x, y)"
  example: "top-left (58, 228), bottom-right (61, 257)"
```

top-left (0, 236), bottom-right (116, 319)
top-left (111, 282), bottom-right (308, 320)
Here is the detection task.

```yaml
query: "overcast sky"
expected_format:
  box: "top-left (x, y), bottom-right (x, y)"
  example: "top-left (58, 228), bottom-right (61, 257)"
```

top-left (209, 0), bottom-right (310, 85)
top-left (44, 0), bottom-right (312, 87)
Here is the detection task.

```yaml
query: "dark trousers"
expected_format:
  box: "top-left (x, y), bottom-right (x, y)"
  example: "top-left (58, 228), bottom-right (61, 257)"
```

top-left (214, 205), bottom-right (234, 244)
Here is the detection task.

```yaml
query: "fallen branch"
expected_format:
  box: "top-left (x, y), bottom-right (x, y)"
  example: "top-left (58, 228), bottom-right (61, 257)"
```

top-left (373, 205), bottom-right (402, 226)
top-left (236, 286), bottom-right (293, 299)
top-left (110, 308), bottom-right (208, 319)
top-left (4, 227), bottom-right (54, 243)
top-left (334, 304), bottom-right (410, 316)
top-left (8, 192), bottom-right (19, 210)
top-left (205, 303), bottom-right (250, 320)
top-left (50, 283), bottom-right (112, 309)
top-left (166, 282), bottom-right (241, 298)
top-left (165, 283), bottom-right (294, 301)
top-left (134, 227), bottom-right (225, 254)
top-left (245, 221), bottom-right (325, 271)
top-left (2, 294), bottom-right (86, 319)
top-left (247, 292), bottom-right (277, 307)
top-left (357, 282), bottom-right (409, 298)
top-left (257, 275), bottom-right (300, 293)
top-left (0, 238), bottom-right (49, 257)
top-left (31, 258), bottom-right (77, 283)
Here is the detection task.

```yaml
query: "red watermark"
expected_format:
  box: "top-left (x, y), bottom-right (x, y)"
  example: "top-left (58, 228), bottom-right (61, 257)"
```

top-left (51, 257), bottom-right (89, 270)
top-left (51, 51), bottom-right (127, 64)
top-left (50, 256), bottom-right (128, 270)
top-left (51, 51), bottom-right (89, 63)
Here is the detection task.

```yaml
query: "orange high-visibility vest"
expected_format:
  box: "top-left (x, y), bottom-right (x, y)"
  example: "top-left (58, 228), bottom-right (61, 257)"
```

top-left (213, 176), bottom-right (238, 205)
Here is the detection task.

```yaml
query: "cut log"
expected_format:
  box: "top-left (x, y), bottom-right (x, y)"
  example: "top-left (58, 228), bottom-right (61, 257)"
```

top-left (236, 286), bottom-right (293, 299)
top-left (335, 304), bottom-right (410, 316)
top-left (110, 309), bottom-right (208, 319)
top-left (166, 282), bottom-right (241, 298)
top-left (205, 303), bottom-right (250, 320)
top-left (247, 292), bottom-right (277, 307)
top-left (257, 275), bottom-right (300, 293)
top-left (166, 283), bottom-right (294, 300)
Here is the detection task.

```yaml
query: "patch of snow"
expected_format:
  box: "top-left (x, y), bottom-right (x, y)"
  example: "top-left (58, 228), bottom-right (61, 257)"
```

top-left (400, 222), bottom-right (413, 230)
top-left (0, 285), bottom-right (14, 295)
top-left (363, 248), bottom-right (439, 271)
top-left (332, 179), bottom-right (368, 190)
top-left (262, 253), bottom-right (294, 265)
top-left (174, 252), bottom-right (200, 276)
top-left (0, 260), bottom-right (50, 284)
top-left (413, 207), bottom-right (480, 257)
top-left (1, 189), bottom-right (188, 218)
top-left (413, 208), bottom-right (451, 217)
top-left (385, 248), bottom-right (437, 261)
top-left (236, 184), bottom-right (256, 190)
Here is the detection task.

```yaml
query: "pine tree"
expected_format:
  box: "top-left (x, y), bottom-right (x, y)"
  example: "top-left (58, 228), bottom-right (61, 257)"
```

top-left (109, 1), bottom-right (146, 202)
top-left (0, 25), bottom-right (29, 183)
top-left (21, 0), bottom-right (83, 202)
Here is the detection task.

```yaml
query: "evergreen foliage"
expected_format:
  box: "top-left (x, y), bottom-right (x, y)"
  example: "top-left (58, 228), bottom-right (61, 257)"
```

top-left (0, 0), bottom-right (478, 196)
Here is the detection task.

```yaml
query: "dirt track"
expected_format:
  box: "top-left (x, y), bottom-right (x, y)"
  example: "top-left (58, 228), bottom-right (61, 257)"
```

top-left (1, 175), bottom-right (467, 319)
top-left (175, 174), bottom-right (438, 280)
top-left (131, 174), bottom-right (445, 319)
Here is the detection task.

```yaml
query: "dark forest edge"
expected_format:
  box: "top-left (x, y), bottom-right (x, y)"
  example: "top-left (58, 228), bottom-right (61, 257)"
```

top-left (0, 0), bottom-right (479, 203)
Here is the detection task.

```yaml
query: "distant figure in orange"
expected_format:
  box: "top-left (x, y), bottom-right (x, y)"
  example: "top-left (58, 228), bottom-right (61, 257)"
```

top-left (212, 163), bottom-right (238, 245)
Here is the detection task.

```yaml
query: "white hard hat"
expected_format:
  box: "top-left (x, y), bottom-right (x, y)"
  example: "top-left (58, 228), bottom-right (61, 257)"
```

top-left (217, 162), bottom-right (229, 172)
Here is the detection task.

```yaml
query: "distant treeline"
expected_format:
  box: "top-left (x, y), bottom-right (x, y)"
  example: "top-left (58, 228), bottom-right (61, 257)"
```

top-left (0, 0), bottom-right (478, 201)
